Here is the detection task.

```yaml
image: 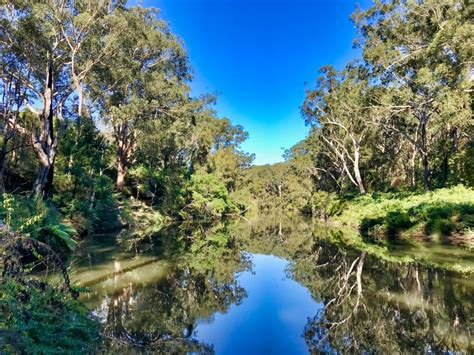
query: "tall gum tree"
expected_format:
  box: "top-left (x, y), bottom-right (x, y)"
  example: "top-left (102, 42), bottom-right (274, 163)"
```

top-left (0, 39), bottom-right (30, 189)
top-left (302, 65), bottom-right (371, 194)
top-left (0, 0), bottom-right (122, 197)
top-left (1, 1), bottom-right (71, 197)
top-left (89, 7), bottom-right (190, 191)
top-left (353, 0), bottom-right (473, 190)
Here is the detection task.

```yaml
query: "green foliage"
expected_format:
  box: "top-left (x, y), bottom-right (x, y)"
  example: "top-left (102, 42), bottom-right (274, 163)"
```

top-left (384, 210), bottom-right (413, 236)
top-left (188, 228), bottom-right (234, 271)
top-left (117, 198), bottom-right (164, 247)
top-left (331, 186), bottom-right (474, 244)
top-left (410, 202), bottom-right (474, 236)
top-left (235, 162), bottom-right (313, 213)
top-left (295, 0), bottom-right (473, 195)
top-left (449, 140), bottom-right (474, 187)
top-left (128, 165), bottom-right (188, 215)
top-left (202, 117), bottom-right (254, 192)
top-left (89, 5), bottom-right (192, 192)
top-left (0, 193), bottom-right (77, 254)
top-left (1, 0), bottom-right (254, 230)
top-left (54, 117), bottom-right (118, 233)
top-left (308, 191), bottom-right (340, 219)
top-left (55, 175), bottom-right (119, 234)
top-left (129, 165), bottom-right (162, 201)
top-left (0, 280), bottom-right (101, 354)
top-left (127, 165), bottom-right (194, 219)
top-left (180, 173), bottom-right (239, 221)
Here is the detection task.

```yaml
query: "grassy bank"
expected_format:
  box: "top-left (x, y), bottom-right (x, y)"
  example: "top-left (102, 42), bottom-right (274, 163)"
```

top-left (327, 185), bottom-right (474, 248)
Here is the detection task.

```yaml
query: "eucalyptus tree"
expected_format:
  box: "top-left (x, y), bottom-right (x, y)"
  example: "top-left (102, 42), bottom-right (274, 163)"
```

top-left (204, 117), bottom-right (254, 192)
top-left (353, 0), bottom-right (473, 190)
top-left (0, 1), bottom-right (69, 196)
top-left (0, 37), bottom-right (28, 189)
top-left (52, 0), bottom-right (124, 117)
top-left (128, 95), bottom-right (208, 207)
top-left (302, 65), bottom-right (373, 194)
top-left (0, 0), bottom-right (121, 197)
top-left (89, 6), bottom-right (190, 191)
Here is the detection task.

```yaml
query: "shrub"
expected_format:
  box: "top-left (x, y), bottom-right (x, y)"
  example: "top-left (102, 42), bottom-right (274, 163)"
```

top-left (360, 217), bottom-right (386, 243)
top-left (0, 280), bottom-right (101, 353)
top-left (65, 175), bottom-right (119, 233)
top-left (53, 116), bottom-right (119, 233)
top-left (385, 210), bottom-right (412, 236)
top-left (334, 186), bottom-right (474, 243)
top-left (0, 194), bottom-right (77, 255)
top-left (180, 173), bottom-right (239, 221)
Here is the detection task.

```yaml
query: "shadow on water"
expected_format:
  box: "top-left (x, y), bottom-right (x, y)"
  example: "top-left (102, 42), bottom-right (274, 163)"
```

top-left (69, 213), bottom-right (474, 353)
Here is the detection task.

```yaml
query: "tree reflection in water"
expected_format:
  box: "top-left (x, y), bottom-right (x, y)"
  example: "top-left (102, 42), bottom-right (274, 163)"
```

top-left (75, 214), bottom-right (473, 353)
top-left (230, 213), bottom-right (473, 353)
top-left (96, 266), bottom-right (247, 353)
top-left (291, 242), bottom-right (473, 353)
top-left (79, 223), bottom-right (251, 353)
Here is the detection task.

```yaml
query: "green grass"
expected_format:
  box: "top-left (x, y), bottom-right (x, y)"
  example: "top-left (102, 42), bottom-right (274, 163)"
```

top-left (330, 185), bottom-right (474, 245)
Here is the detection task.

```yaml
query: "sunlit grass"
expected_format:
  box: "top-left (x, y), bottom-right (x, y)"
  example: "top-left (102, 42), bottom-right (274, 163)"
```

top-left (330, 185), bottom-right (474, 247)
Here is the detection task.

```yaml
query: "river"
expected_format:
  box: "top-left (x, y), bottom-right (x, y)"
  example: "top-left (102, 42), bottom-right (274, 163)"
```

top-left (69, 214), bottom-right (474, 353)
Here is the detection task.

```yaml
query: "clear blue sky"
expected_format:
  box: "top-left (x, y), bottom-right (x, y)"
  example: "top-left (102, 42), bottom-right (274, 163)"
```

top-left (140, 0), bottom-right (367, 165)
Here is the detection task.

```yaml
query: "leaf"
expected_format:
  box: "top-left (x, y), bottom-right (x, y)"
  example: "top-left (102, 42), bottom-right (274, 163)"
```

top-left (49, 224), bottom-right (78, 251)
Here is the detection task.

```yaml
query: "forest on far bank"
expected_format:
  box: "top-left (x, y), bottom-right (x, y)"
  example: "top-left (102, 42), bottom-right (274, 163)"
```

top-left (233, 0), bottom-right (473, 245)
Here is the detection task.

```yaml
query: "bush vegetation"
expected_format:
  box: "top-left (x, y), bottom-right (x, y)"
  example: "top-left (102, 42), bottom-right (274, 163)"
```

top-left (0, 281), bottom-right (101, 353)
top-left (0, 193), bottom-right (78, 254)
top-left (330, 186), bottom-right (474, 245)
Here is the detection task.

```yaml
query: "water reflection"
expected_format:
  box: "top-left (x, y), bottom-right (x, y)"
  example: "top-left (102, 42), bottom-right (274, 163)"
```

top-left (94, 264), bottom-right (247, 353)
top-left (70, 214), bottom-right (474, 353)
top-left (196, 254), bottom-right (320, 354)
top-left (295, 245), bottom-right (473, 353)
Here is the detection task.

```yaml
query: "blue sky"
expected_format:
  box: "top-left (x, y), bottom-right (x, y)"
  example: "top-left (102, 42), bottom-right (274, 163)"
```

top-left (140, 0), bottom-right (366, 165)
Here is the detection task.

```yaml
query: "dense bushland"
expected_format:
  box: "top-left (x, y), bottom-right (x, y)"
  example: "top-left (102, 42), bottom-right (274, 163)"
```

top-left (0, 280), bottom-right (101, 353)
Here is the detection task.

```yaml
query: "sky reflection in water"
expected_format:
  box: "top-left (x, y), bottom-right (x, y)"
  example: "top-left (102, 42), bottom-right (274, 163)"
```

top-left (195, 253), bottom-right (321, 354)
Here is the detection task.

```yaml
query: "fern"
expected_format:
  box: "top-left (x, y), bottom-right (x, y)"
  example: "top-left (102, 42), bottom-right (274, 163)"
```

top-left (48, 224), bottom-right (78, 251)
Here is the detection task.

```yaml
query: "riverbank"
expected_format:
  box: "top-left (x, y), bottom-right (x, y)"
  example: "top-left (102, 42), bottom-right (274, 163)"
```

top-left (325, 185), bottom-right (474, 250)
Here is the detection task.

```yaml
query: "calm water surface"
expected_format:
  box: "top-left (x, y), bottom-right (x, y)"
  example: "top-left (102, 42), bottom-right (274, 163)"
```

top-left (70, 214), bottom-right (474, 353)
top-left (195, 254), bottom-right (320, 354)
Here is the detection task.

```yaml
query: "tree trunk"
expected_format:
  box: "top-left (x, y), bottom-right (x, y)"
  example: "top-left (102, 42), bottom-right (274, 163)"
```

top-left (44, 161), bottom-right (55, 197)
top-left (33, 163), bottom-right (51, 197)
top-left (116, 157), bottom-right (127, 191)
top-left (410, 147), bottom-right (417, 187)
top-left (421, 153), bottom-right (430, 191)
top-left (31, 57), bottom-right (57, 199)
top-left (353, 146), bottom-right (366, 194)
top-left (356, 252), bottom-right (366, 296)
top-left (32, 150), bottom-right (57, 199)
top-left (72, 71), bottom-right (84, 117)
top-left (440, 126), bottom-right (457, 186)
top-left (0, 140), bottom-right (8, 191)
top-left (418, 112), bottom-right (431, 191)
top-left (114, 123), bottom-right (132, 191)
